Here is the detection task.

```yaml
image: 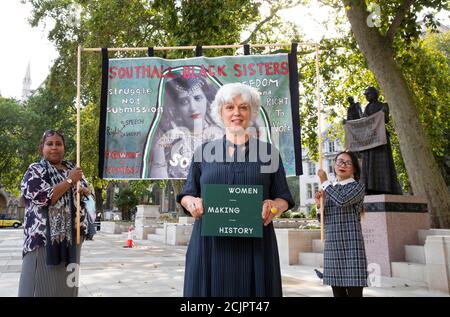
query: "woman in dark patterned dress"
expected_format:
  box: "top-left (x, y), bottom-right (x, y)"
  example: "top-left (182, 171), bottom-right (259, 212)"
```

top-left (315, 151), bottom-right (368, 297)
top-left (177, 83), bottom-right (295, 297)
top-left (18, 130), bottom-right (91, 297)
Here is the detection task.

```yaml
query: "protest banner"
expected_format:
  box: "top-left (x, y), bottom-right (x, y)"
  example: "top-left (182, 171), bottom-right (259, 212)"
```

top-left (345, 111), bottom-right (387, 152)
top-left (99, 53), bottom-right (301, 179)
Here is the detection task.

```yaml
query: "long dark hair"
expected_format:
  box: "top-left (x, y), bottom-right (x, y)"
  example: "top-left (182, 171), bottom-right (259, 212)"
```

top-left (39, 130), bottom-right (65, 155)
top-left (334, 150), bottom-right (361, 181)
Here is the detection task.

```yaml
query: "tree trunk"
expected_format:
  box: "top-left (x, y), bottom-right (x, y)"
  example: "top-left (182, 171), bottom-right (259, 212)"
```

top-left (160, 186), bottom-right (166, 213)
top-left (105, 182), bottom-right (114, 210)
top-left (94, 187), bottom-right (103, 214)
top-left (170, 179), bottom-right (184, 214)
top-left (342, 0), bottom-right (450, 228)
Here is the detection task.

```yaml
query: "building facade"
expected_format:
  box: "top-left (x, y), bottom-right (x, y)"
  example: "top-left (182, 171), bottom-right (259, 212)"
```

top-left (298, 137), bottom-right (343, 215)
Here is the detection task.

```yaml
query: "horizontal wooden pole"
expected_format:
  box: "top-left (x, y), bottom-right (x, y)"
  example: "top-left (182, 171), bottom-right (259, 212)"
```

top-left (81, 42), bottom-right (319, 52)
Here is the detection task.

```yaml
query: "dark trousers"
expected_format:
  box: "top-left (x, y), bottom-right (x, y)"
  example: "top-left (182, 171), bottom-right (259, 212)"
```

top-left (332, 286), bottom-right (363, 297)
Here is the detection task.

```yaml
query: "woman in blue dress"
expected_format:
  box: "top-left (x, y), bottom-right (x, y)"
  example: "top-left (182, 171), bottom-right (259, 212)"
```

top-left (177, 83), bottom-right (295, 297)
top-left (315, 151), bottom-right (368, 297)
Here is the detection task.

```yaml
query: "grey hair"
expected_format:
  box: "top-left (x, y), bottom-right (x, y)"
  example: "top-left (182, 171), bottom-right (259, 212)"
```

top-left (211, 83), bottom-right (261, 127)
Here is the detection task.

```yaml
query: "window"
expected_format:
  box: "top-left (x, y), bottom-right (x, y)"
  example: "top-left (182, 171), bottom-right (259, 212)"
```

top-left (314, 183), bottom-right (319, 195)
top-left (308, 162), bottom-right (316, 176)
top-left (307, 184), bottom-right (313, 199)
top-left (307, 184), bottom-right (319, 200)
top-left (328, 159), bottom-right (334, 174)
top-left (328, 141), bottom-right (335, 153)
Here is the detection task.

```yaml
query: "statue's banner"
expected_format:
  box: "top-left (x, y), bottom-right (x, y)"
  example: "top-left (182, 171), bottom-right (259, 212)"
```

top-left (98, 53), bottom-right (302, 179)
top-left (345, 111), bottom-right (387, 152)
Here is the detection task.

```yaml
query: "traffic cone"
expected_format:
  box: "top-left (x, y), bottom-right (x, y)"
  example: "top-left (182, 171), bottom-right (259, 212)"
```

top-left (124, 225), bottom-right (134, 248)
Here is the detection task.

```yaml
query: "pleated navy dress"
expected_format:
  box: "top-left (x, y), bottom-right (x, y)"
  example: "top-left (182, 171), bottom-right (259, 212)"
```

top-left (177, 137), bottom-right (295, 297)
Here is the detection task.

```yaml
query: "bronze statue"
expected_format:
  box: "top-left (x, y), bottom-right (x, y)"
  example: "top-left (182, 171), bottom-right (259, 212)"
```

top-left (346, 96), bottom-right (362, 121)
top-left (360, 87), bottom-right (402, 195)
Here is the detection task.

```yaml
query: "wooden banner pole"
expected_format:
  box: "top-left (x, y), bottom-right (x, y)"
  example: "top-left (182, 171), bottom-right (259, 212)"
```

top-left (76, 45), bottom-right (81, 245)
top-left (81, 42), bottom-right (319, 52)
top-left (315, 45), bottom-right (325, 241)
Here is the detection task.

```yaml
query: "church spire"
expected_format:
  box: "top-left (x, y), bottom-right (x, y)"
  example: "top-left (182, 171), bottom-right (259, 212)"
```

top-left (22, 62), bottom-right (32, 101)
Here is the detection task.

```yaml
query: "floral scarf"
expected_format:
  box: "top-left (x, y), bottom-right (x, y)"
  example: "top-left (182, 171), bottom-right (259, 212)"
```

top-left (41, 158), bottom-right (77, 245)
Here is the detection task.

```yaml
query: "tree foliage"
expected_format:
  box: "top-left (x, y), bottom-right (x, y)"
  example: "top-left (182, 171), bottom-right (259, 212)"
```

top-left (10, 0), bottom-right (449, 226)
top-left (0, 98), bottom-right (37, 194)
top-left (297, 1), bottom-right (449, 196)
top-left (129, 180), bottom-right (153, 204)
top-left (114, 187), bottom-right (139, 220)
top-left (399, 31), bottom-right (450, 185)
top-left (18, 0), bottom-right (302, 210)
top-left (337, 0), bottom-right (450, 226)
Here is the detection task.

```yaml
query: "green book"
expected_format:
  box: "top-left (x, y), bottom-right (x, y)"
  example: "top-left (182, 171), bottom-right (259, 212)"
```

top-left (201, 184), bottom-right (263, 238)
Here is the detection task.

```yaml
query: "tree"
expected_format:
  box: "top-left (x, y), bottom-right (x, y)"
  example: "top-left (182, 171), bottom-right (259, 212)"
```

top-left (287, 177), bottom-right (301, 210)
top-left (297, 30), bottom-right (449, 194)
top-left (79, 102), bottom-right (108, 213)
top-left (24, 0), bottom-right (306, 213)
top-left (21, 1), bottom-right (450, 230)
top-left (339, 0), bottom-right (450, 227)
top-left (399, 31), bottom-right (450, 186)
top-left (25, 84), bottom-right (76, 143)
top-left (114, 187), bottom-right (138, 221)
top-left (129, 180), bottom-right (153, 204)
top-left (0, 97), bottom-right (37, 194)
top-left (0, 84), bottom-right (81, 195)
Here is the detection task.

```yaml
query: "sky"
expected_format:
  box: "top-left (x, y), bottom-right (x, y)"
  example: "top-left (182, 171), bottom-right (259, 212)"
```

top-left (0, 0), bottom-right (58, 100)
top-left (0, 0), bottom-right (447, 101)
top-left (0, 0), bottom-right (341, 101)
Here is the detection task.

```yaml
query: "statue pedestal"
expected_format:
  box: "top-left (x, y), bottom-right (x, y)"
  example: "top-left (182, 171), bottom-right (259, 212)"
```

top-left (361, 195), bottom-right (430, 276)
top-left (134, 205), bottom-right (160, 240)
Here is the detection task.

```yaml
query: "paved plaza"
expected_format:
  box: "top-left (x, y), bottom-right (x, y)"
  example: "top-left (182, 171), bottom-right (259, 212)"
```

top-left (0, 228), bottom-right (448, 297)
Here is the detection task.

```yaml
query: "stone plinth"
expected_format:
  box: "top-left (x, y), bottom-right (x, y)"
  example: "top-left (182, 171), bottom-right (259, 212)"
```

top-left (425, 235), bottom-right (450, 293)
top-left (134, 205), bottom-right (160, 240)
top-left (178, 216), bottom-right (195, 225)
top-left (103, 211), bottom-right (123, 221)
top-left (273, 219), bottom-right (318, 229)
top-left (100, 221), bottom-right (130, 234)
top-left (134, 225), bottom-right (159, 240)
top-left (136, 205), bottom-right (160, 218)
top-left (275, 229), bottom-right (321, 265)
top-left (361, 195), bottom-right (430, 276)
top-left (165, 223), bottom-right (193, 246)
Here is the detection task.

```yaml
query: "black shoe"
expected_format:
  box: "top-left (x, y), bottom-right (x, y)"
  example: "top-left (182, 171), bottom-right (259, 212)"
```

top-left (314, 269), bottom-right (323, 279)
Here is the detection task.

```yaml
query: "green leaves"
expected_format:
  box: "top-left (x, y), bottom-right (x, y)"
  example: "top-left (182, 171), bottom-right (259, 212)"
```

top-left (114, 186), bottom-right (139, 220)
top-left (20, 0), bottom-right (303, 184)
top-left (299, 2), bottom-right (449, 193)
top-left (0, 98), bottom-right (37, 194)
top-left (398, 31), bottom-right (450, 184)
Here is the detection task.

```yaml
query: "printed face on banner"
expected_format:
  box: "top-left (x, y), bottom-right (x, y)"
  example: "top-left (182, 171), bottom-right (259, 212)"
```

top-left (177, 90), bottom-right (208, 128)
top-left (102, 55), bottom-right (299, 180)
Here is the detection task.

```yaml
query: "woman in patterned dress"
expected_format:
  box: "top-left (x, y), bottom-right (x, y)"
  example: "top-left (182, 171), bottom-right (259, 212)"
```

top-left (315, 151), bottom-right (367, 297)
top-left (18, 130), bottom-right (91, 297)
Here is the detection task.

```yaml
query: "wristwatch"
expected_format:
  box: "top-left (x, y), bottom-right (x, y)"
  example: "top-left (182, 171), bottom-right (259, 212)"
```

top-left (66, 178), bottom-right (73, 185)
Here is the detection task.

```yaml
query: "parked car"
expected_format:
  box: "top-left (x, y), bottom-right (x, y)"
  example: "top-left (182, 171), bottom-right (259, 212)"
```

top-left (0, 214), bottom-right (22, 228)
